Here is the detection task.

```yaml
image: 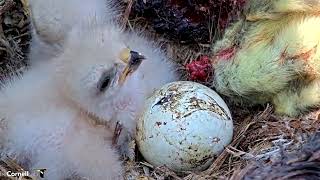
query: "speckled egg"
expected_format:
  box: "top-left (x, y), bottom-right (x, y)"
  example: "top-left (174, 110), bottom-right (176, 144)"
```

top-left (136, 81), bottom-right (233, 172)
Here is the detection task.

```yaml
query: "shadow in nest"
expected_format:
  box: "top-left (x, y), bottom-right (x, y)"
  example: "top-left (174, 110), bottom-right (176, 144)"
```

top-left (128, 0), bottom-right (245, 44)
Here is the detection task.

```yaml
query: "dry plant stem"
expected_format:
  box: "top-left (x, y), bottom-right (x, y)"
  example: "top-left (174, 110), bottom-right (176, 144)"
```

top-left (122, 0), bottom-right (133, 29)
top-left (112, 121), bottom-right (123, 146)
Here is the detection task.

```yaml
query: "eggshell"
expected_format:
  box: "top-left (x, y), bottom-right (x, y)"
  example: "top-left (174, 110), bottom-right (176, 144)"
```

top-left (136, 81), bottom-right (233, 172)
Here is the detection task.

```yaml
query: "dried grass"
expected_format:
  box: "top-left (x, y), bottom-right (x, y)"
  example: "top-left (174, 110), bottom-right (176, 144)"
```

top-left (0, 0), bottom-right (29, 82)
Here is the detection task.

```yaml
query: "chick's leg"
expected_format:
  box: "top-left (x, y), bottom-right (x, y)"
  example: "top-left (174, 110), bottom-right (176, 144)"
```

top-left (273, 79), bottom-right (320, 117)
top-left (109, 121), bottom-right (135, 161)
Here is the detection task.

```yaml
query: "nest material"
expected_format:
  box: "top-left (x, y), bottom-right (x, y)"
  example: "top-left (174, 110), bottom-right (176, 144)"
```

top-left (128, 0), bottom-right (245, 44)
top-left (0, 1), bottom-right (320, 180)
top-left (231, 131), bottom-right (320, 180)
top-left (0, 0), bottom-right (30, 81)
top-left (0, 156), bottom-right (34, 180)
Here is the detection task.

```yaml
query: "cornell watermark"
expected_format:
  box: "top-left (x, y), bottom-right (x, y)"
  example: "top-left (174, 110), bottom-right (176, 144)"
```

top-left (6, 170), bottom-right (30, 177)
top-left (0, 169), bottom-right (46, 179)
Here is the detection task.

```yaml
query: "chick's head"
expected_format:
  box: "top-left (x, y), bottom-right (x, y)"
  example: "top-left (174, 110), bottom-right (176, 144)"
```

top-left (55, 25), bottom-right (151, 132)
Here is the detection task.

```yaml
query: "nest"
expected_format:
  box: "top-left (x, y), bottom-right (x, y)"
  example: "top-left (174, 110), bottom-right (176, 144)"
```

top-left (0, 0), bottom-right (30, 82)
top-left (0, 0), bottom-right (319, 180)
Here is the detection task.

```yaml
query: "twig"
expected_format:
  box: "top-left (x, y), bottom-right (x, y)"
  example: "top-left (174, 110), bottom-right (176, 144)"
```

top-left (122, 0), bottom-right (134, 29)
top-left (112, 121), bottom-right (123, 146)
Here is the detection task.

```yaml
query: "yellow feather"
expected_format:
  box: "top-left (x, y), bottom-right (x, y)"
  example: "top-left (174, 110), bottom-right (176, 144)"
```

top-left (213, 0), bottom-right (320, 116)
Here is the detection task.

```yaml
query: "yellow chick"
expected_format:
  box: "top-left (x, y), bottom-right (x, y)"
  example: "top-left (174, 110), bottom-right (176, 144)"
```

top-left (212, 0), bottom-right (320, 117)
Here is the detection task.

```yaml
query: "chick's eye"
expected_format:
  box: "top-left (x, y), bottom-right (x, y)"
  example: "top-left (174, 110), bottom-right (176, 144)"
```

top-left (97, 70), bottom-right (114, 92)
top-left (98, 76), bottom-right (111, 92)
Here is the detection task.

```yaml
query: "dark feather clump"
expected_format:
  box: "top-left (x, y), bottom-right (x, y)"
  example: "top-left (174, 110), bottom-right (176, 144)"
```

top-left (231, 131), bottom-right (320, 180)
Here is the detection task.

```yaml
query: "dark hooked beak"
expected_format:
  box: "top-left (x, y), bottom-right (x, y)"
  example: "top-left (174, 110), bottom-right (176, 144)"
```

top-left (118, 50), bottom-right (145, 85)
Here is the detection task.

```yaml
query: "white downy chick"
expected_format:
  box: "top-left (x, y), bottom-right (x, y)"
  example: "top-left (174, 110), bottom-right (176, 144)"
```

top-left (0, 0), bottom-right (178, 179)
top-left (28, 0), bottom-right (118, 63)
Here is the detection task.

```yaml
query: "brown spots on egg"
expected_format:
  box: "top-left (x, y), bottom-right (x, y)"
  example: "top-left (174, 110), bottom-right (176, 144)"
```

top-left (152, 82), bottom-right (231, 121)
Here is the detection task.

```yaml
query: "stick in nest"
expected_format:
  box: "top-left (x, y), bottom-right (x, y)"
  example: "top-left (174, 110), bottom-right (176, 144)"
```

top-left (112, 121), bottom-right (123, 146)
top-left (121, 0), bottom-right (133, 29)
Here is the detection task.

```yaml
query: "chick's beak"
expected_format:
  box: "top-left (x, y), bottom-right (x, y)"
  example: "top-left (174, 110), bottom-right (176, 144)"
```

top-left (118, 50), bottom-right (145, 85)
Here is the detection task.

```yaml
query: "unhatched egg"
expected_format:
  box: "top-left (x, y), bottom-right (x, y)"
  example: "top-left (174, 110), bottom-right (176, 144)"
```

top-left (136, 81), bottom-right (233, 172)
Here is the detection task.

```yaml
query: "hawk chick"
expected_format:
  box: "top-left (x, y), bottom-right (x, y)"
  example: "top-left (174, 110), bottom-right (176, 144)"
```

top-left (0, 0), bottom-right (178, 179)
